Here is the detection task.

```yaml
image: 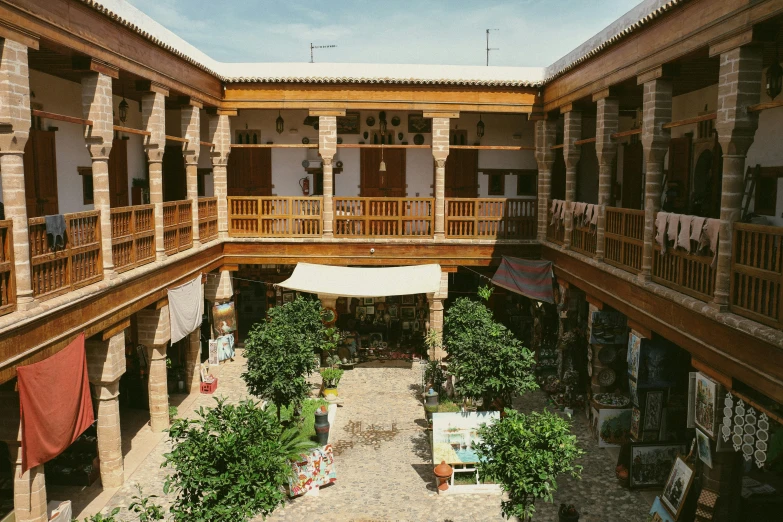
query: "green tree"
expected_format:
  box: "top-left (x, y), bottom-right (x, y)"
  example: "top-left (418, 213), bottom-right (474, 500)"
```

top-left (443, 287), bottom-right (537, 407)
top-left (242, 296), bottom-right (323, 421)
top-left (474, 409), bottom-right (584, 521)
top-left (163, 399), bottom-right (290, 522)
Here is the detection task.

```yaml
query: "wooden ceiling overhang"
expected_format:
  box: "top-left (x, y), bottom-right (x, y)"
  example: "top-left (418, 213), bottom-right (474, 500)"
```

top-left (0, 0), bottom-right (223, 106)
top-left (542, 0), bottom-right (783, 114)
top-left (222, 82), bottom-right (540, 114)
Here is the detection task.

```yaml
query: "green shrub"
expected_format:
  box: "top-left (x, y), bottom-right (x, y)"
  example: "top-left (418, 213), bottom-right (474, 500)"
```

top-left (127, 484), bottom-right (165, 521)
top-left (78, 507), bottom-right (120, 522)
top-left (320, 367), bottom-right (344, 388)
top-left (163, 398), bottom-right (290, 522)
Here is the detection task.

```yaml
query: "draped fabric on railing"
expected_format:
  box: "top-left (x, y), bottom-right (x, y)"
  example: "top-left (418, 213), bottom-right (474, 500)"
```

top-left (278, 263), bottom-right (442, 297)
top-left (491, 256), bottom-right (555, 304)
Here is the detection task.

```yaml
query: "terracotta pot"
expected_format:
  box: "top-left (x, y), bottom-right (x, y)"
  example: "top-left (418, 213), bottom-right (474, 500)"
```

top-left (433, 460), bottom-right (453, 491)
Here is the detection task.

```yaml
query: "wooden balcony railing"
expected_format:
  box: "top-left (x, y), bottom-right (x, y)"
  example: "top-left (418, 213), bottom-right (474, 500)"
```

top-left (334, 198), bottom-right (433, 237)
top-left (571, 218), bottom-right (597, 258)
top-left (110, 205), bottom-right (155, 273)
top-left (546, 210), bottom-right (565, 245)
top-left (730, 223), bottom-right (783, 328)
top-left (198, 197), bottom-right (219, 243)
top-left (29, 211), bottom-right (103, 300)
top-left (445, 198), bottom-right (536, 239)
top-left (652, 245), bottom-right (715, 302)
top-left (163, 200), bottom-right (193, 255)
top-left (604, 207), bottom-right (644, 274)
top-left (228, 197), bottom-right (323, 237)
top-left (0, 220), bottom-right (16, 316)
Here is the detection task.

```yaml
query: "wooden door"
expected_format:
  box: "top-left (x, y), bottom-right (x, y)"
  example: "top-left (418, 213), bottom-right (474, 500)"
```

top-left (621, 141), bottom-right (643, 210)
top-left (108, 138), bottom-right (129, 207)
top-left (23, 130), bottom-right (59, 218)
top-left (226, 148), bottom-right (272, 196)
top-left (444, 149), bottom-right (478, 197)
top-left (162, 145), bottom-right (187, 201)
top-left (360, 148), bottom-right (406, 197)
top-left (550, 149), bottom-right (566, 201)
top-left (667, 136), bottom-right (692, 212)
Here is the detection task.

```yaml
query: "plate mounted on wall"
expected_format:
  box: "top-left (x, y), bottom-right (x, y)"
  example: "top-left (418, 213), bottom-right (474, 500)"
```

top-left (366, 116), bottom-right (376, 127)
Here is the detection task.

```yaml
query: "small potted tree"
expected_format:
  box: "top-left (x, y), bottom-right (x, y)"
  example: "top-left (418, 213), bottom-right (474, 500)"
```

top-left (558, 504), bottom-right (580, 522)
top-left (320, 367), bottom-right (344, 399)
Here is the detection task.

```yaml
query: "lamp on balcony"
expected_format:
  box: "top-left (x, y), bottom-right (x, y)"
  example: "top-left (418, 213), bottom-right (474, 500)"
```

top-left (276, 110), bottom-right (285, 134)
top-left (476, 113), bottom-right (485, 140)
top-left (379, 142), bottom-right (386, 172)
top-left (118, 84), bottom-right (129, 124)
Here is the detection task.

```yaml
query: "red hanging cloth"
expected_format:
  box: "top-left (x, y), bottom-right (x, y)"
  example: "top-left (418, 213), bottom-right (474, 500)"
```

top-left (17, 333), bottom-right (94, 472)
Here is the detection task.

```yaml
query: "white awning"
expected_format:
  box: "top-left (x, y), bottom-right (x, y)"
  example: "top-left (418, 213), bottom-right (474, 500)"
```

top-left (278, 263), bottom-right (442, 298)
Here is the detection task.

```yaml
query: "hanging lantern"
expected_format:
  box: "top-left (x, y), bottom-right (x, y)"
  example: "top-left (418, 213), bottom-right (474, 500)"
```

top-left (118, 97), bottom-right (129, 124)
top-left (766, 58), bottom-right (782, 101)
top-left (276, 110), bottom-right (284, 134)
top-left (476, 114), bottom-right (485, 139)
top-left (379, 143), bottom-right (386, 172)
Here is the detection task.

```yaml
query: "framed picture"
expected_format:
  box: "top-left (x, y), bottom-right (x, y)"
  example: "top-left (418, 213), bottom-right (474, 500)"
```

top-left (687, 371), bottom-right (697, 429)
top-left (212, 302), bottom-right (237, 337)
top-left (630, 407), bottom-right (642, 440)
top-left (629, 443), bottom-right (686, 489)
top-left (388, 304), bottom-right (399, 318)
top-left (597, 408), bottom-right (632, 448)
top-left (208, 340), bottom-right (219, 366)
top-left (696, 428), bottom-right (713, 468)
top-left (648, 497), bottom-right (675, 522)
top-left (401, 294), bottom-right (415, 305)
top-left (694, 372), bottom-right (720, 439)
top-left (369, 332), bottom-right (384, 345)
top-left (363, 297), bottom-right (374, 305)
top-left (590, 310), bottom-right (627, 345)
top-left (407, 114), bottom-right (432, 133)
top-left (628, 332), bottom-right (642, 380)
top-left (282, 292), bottom-right (295, 304)
top-left (413, 320), bottom-right (420, 331)
top-left (356, 306), bottom-right (367, 318)
top-left (629, 377), bottom-right (639, 407)
top-left (401, 306), bottom-right (416, 320)
top-left (366, 305), bottom-right (375, 316)
top-left (644, 390), bottom-right (665, 432)
top-left (661, 456), bottom-right (695, 519)
top-left (336, 111), bottom-right (360, 134)
top-left (402, 321), bottom-right (411, 330)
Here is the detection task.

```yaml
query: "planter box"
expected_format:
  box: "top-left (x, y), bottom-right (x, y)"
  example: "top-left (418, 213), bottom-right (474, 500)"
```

top-left (200, 378), bottom-right (218, 394)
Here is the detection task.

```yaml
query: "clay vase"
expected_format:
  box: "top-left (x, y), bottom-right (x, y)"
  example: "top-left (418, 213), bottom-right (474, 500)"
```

top-left (314, 408), bottom-right (330, 446)
top-left (424, 389), bottom-right (439, 420)
top-left (433, 460), bottom-right (453, 491)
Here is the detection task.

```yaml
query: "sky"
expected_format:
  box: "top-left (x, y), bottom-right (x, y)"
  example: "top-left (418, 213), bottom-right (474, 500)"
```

top-left (123, 0), bottom-right (642, 67)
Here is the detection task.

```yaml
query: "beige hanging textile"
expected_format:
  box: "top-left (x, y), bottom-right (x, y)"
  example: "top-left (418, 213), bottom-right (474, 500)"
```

top-left (278, 263), bottom-right (442, 297)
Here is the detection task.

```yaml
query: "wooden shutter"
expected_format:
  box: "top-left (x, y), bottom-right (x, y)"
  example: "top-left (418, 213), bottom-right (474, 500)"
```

top-left (108, 138), bottom-right (129, 207)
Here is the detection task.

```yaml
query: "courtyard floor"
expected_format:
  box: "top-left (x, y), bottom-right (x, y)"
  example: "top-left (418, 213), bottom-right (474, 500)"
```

top-left (70, 350), bottom-right (656, 521)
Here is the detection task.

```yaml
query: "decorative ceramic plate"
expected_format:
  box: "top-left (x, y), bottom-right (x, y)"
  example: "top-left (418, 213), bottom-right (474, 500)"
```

top-left (398, 132), bottom-right (404, 140)
top-left (598, 345), bottom-right (617, 365)
top-left (391, 116), bottom-right (400, 126)
top-left (337, 137), bottom-right (343, 144)
top-left (593, 392), bottom-right (629, 407)
top-left (336, 160), bottom-right (343, 168)
top-left (414, 134), bottom-right (424, 145)
top-left (366, 116), bottom-right (376, 127)
top-left (598, 368), bottom-right (616, 387)
top-left (363, 131), bottom-right (369, 139)
top-left (320, 307), bottom-right (337, 325)
top-left (302, 137), bottom-right (310, 144)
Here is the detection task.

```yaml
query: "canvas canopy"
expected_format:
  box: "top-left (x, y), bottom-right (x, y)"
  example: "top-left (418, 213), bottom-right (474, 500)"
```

top-left (491, 256), bottom-right (555, 304)
top-left (278, 263), bottom-right (442, 298)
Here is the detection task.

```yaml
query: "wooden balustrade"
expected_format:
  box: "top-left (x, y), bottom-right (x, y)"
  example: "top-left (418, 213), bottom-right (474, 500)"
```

top-left (0, 220), bottom-right (16, 316)
top-left (29, 211), bottom-right (103, 300)
top-left (546, 209), bottom-right (565, 245)
top-left (571, 216), bottom-right (597, 258)
top-left (652, 244), bottom-right (715, 302)
top-left (228, 197), bottom-right (323, 237)
top-left (730, 223), bottom-right (783, 328)
top-left (604, 207), bottom-right (644, 274)
top-left (198, 197), bottom-right (219, 243)
top-left (110, 205), bottom-right (155, 273)
top-left (335, 198), bottom-right (433, 237)
top-left (162, 200), bottom-right (193, 255)
top-left (445, 198), bottom-right (536, 239)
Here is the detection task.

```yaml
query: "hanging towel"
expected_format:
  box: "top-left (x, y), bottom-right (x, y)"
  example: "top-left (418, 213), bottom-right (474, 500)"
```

top-left (168, 275), bottom-right (204, 344)
top-left (704, 218), bottom-right (721, 264)
top-left (584, 204), bottom-right (593, 226)
top-left (591, 205), bottom-right (600, 226)
top-left (45, 214), bottom-right (67, 251)
top-left (550, 200), bottom-right (559, 225)
top-left (17, 333), bottom-right (94, 472)
top-left (667, 213), bottom-right (680, 246)
top-left (559, 200), bottom-right (567, 221)
top-left (677, 215), bottom-right (693, 251)
top-left (691, 216), bottom-right (706, 246)
top-left (655, 212), bottom-right (669, 254)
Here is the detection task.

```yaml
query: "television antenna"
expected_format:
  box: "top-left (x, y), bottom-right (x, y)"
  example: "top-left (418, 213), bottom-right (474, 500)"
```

top-left (486, 29), bottom-right (499, 66)
top-left (310, 43), bottom-right (336, 63)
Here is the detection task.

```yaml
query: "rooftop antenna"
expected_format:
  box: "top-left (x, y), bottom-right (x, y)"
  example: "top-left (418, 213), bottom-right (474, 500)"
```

top-left (310, 43), bottom-right (337, 63)
top-left (486, 29), bottom-right (499, 66)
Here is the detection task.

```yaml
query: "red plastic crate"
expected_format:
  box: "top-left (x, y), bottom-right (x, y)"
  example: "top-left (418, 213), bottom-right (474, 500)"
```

top-left (200, 377), bottom-right (218, 394)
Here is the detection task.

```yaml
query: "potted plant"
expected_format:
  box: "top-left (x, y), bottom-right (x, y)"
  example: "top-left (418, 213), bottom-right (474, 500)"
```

top-left (320, 368), bottom-right (344, 399)
top-left (559, 504), bottom-right (580, 522)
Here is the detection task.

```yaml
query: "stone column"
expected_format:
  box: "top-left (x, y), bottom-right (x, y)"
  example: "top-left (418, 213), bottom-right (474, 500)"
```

top-left (140, 84), bottom-right (169, 261)
top-left (8, 441), bottom-right (47, 522)
top-left (427, 271), bottom-right (449, 359)
top-left (137, 305), bottom-right (171, 431)
top-left (432, 117), bottom-right (450, 240)
top-left (318, 294), bottom-right (338, 310)
top-left (205, 270), bottom-right (234, 303)
top-left (638, 75), bottom-right (672, 282)
top-left (86, 331), bottom-right (127, 488)
top-left (562, 109), bottom-right (581, 249)
top-left (594, 95), bottom-right (620, 262)
top-left (82, 71), bottom-right (115, 276)
top-left (181, 102), bottom-right (201, 247)
top-left (0, 39), bottom-right (35, 309)
top-left (208, 111), bottom-right (231, 239)
top-left (534, 118), bottom-right (557, 241)
top-left (712, 45), bottom-right (762, 310)
top-left (186, 330), bottom-right (201, 393)
top-left (318, 115), bottom-right (336, 238)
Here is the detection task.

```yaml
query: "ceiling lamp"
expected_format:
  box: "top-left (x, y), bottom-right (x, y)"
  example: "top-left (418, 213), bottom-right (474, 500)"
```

top-left (766, 48), bottom-right (782, 101)
top-left (276, 110), bottom-right (284, 134)
top-left (476, 114), bottom-right (485, 139)
top-left (379, 143), bottom-right (386, 172)
top-left (118, 84), bottom-right (129, 124)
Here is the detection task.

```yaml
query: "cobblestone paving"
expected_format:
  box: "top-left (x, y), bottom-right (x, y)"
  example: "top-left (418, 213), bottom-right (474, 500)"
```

top-left (98, 351), bottom-right (654, 522)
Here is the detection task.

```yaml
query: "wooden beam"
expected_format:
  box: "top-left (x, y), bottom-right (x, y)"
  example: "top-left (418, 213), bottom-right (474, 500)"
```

top-left (627, 319), bottom-right (652, 339)
top-left (200, 141), bottom-right (214, 148)
top-left (585, 294), bottom-right (604, 310)
top-left (423, 111), bottom-right (459, 119)
top-left (212, 108), bottom-right (238, 116)
top-left (611, 128), bottom-right (642, 139)
top-left (691, 358), bottom-right (733, 389)
top-left (113, 125), bottom-right (150, 137)
top-left (309, 109), bottom-right (345, 117)
top-left (662, 112), bottom-right (716, 129)
top-left (178, 96), bottom-right (204, 109)
top-left (154, 298), bottom-right (168, 310)
top-left (165, 135), bottom-right (188, 143)
top-left (135, 80), bottom-right (170, 97)
top-left (560, 103), bottom-right (575, 114)
top-left (591, 87), bottom-right (620, 102)
top-left (574, 137), bottom-right (596, 146)
top-left (0, 19), bottom-right (39, 49)
top-left (748, 99), bottom-right (783, 113)
top-left (336, 144), bottom-right (430, 149)
top-left (231, 143), bottom-right (318, 149)
top-left (708, 27), bottom-right (758, 57)
top-left (636, 64), bottom-right (678, 85)
top-left (450, 145), bottom-right (535, 151)
top-left (101, 318), bottom-right (131, 341)
top-left (72, 56), bottom-right (119, 79)
top-left (32, 109), bottom-right (92, 127)
top-left (221, 264), bottom-right (239, 272)
top-left (441, 266), bottom-right (459, 273)
top-left (551, 144), bottom-right (565, 150)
